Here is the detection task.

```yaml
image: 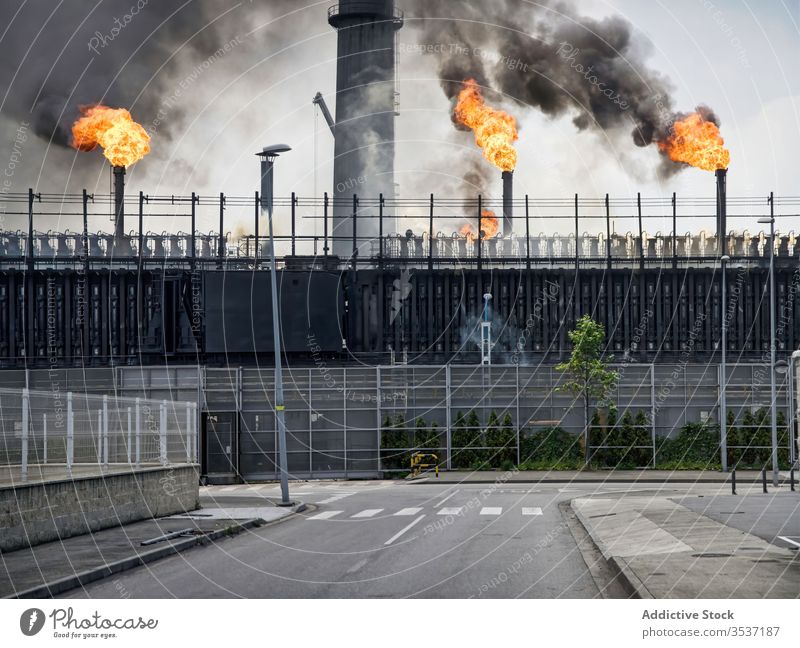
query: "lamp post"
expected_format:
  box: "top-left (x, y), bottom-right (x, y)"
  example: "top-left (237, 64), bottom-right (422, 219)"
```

top-left (720, 254), bottom-right (730, 471)
top-left (257, 144), bottom-right (293, 506)
top-left (758, 208), bottom-right (779, 487)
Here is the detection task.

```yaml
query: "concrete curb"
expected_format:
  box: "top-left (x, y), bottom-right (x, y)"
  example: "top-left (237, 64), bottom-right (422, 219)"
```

top-left (412, 475), bottom-right (786, 485)
top-left (570, 500), bottom-right (653, 599)
top-left (7, 501), bottom-right (306, 599)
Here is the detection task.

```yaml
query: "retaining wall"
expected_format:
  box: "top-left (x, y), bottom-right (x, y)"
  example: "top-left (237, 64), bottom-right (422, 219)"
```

top-left (0, 464), bottom-right (199, 552)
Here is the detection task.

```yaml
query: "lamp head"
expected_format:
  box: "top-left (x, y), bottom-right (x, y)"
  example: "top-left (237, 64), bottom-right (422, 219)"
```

top-left (256, 144), bottom-right (292, 160)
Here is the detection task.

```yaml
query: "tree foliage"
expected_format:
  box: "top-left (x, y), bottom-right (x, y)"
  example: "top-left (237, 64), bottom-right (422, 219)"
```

top-left (555, 315), bottom-right (618, 404)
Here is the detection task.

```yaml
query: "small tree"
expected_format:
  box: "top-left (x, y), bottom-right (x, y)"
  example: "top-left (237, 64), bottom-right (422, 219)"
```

top-left (555, 315), bottom-right (618, 465)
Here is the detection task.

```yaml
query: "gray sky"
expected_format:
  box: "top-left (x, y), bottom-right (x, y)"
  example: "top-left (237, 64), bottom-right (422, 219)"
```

top-left (0, 0), bottom-right (797, 236)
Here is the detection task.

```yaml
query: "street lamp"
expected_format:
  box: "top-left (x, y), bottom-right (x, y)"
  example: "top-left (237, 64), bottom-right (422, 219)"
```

top-left (759, 205), bottom-right (779, 487)
top-left (720, 254), bottom-right (730, 471)
top-left (257, 144), bottom-right (293, 506)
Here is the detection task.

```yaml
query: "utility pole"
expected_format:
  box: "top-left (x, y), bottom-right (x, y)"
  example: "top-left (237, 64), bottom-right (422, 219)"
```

top-left (759, 202), bottom-right (779, 487)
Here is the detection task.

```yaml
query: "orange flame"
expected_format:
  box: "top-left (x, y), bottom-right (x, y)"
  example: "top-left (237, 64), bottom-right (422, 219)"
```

top-left (460, 210), bottom-right (500, 242)
top-left (657, 111), bottom-right (730, 172)
top-left (71, 105), bottom-right (151, 167)
top-left (454, 79), bottom-right (518, 172)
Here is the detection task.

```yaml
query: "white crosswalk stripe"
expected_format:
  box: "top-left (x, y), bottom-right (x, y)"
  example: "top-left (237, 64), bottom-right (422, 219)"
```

top-left (479, 507), bottom-right (502, 515)
top-left (307, 510), bottom-right (343, 520)
top-left (394, 508), bottom-right (423, 516)
top-left (522, 507), bottom-right (543, 516)
top-left (351, 509), bottom-right (383, 518)
top-left (437, 507), bottom-right (463, 516)
top-left (317, 493), bottom-right (352, 504)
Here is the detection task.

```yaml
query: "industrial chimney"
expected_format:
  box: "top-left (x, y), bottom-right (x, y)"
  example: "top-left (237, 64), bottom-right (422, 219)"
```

top-left (502, 171), bottom-right (513, 237)
top-left (715, 168), bottom-right (727, 256)
top-left (112, 165), bottom-right (128, 251)
top-left (328, 1), bottom-right (403, 255)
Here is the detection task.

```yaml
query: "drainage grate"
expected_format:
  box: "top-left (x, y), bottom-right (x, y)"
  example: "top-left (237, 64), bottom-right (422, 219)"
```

top-left (691, 553), bottom-right (733, 558)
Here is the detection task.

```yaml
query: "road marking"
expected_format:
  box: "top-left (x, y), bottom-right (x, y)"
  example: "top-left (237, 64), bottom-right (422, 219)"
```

top-left (346, 558), bottom-right (369, 573)
top-left (351, 509), bottom-right (383, 518)
top-left (522, 507), bottom-right (543, 516)
top-left (434, 490), bottom-right (459, 507)
top-left (395, 507), bottom-right (423, 516)
top-left (778, 536), bottom-right (800, 548)
top-left (307, 510), bottom-right (343, 520)
top-left (318, 493), bottom-right (353, 504)
top-left (384, 515), bottom-right (425, 546)
top-left (480, 507), bottom-right (502, 515)
top-left (437, 507), bottom-right (463, 516)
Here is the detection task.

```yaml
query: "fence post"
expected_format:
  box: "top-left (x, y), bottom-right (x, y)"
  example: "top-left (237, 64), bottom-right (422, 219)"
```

top-left (376, 366), bottom-right (382, 473)
top-left (192, 402), bottom-right (198, 462)
top-left (185, 402), bottom-right (192, 464)
top-left (21, 388), bottom-right (29, 482)
top-left (650, 364), bottom-right (657, 468)
top-left (67, 392), bottom-right (73, 477)
top-left (160, 400), bottom-right (168, 465)
top-left (445, 364), bottom-right (452, 471)
top-left (516, 364), bottom-right (521, 466)
top-left (127, 406), bottom-right (132, 464)
top-left (97, 410), bottom-right (102, 466)
top-left (43, 412), bottom-right (48, 465)
top-left (135, 398), bottom-right (141, 466)
top-left (102, 395), bottom-right (109, 466)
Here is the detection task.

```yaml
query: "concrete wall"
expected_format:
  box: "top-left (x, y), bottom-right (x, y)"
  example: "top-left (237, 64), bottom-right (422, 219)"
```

top-left (0, 465), bottom-right (199, 552)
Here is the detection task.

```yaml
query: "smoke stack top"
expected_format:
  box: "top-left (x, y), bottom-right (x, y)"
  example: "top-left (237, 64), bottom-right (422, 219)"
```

top-left (71, 105), bottom-right (151, 168)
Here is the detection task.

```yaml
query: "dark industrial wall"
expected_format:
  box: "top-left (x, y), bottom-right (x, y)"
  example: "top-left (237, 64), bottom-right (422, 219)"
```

top-left (204, 270), bottom-right (343, 354)
top-left (346, 266), bottom-right (800, 363)
top-left (1, 265), bottom-right (798, 367)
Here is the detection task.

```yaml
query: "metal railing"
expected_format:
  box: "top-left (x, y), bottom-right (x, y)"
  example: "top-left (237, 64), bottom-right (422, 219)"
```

top-left (0, 387), bottom-right (198, 482)
top-left (2, 191), bottom-right (799, 270)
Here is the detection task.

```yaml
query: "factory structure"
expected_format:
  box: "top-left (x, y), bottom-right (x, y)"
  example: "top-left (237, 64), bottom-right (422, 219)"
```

top-left (0, 1), bottom-right (797, 482)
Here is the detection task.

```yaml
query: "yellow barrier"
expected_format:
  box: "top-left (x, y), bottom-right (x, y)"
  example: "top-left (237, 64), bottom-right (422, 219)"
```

top-left (410, 452), bottom-right (439, 478)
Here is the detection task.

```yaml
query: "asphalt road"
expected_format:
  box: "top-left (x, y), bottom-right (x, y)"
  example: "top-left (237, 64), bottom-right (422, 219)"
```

top-left (63, 480), bottom-right (627, 599)
top-left (675, 491), bottom-right (800, 551)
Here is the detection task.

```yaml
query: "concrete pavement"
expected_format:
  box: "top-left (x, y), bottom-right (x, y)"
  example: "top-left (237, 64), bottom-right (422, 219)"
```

top-left (572, 488), bottom-right (800, 598)
top-left (1, 495), bottom-right (299, 599)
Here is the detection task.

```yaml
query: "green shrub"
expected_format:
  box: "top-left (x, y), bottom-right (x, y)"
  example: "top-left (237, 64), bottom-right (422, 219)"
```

top-left (452, 410), bottom-right (483, 468)
top-left (519, 426), bottom-right (582, 470)
top-left (656, 421), bottom-right (721, 469)
top-left (726, 408), bottom-right (791, 469)
top-left (589, 408), bottom-right (652, 468)
top-left (484, 411), bottom-right (516, 468)
top-left (380, 413), bottom-right (410, 470)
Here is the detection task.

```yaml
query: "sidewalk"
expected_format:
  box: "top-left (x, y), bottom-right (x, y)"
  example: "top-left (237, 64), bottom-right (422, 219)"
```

top-left (0, 498), bottom-right (302, 599)
top-left (571, 490), bottom-right (800, 598)
top-left (411, 469), bottom-right (794, 484)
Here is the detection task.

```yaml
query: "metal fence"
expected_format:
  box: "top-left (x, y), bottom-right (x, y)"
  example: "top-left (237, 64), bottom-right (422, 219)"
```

top-left (200, 363), bottom-right (795, 478)
top-left (0, 387), bottom-right (198, 482)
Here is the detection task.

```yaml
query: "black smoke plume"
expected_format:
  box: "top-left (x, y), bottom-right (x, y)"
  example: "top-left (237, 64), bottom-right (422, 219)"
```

top-left (406, 0), bottom-right (717, 175)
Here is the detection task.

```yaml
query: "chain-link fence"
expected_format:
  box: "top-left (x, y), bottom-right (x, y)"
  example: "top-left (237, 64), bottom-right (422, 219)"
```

top-left (0, 387), bottom-right (198, 482)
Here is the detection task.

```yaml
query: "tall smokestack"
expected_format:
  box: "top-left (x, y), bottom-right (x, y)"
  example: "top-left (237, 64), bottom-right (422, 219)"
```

top-left (328, 1), bottom-right (403, 255)
top-left (502, 170), bottom-right (513, 237)
top-left (715, 168), bottom-right (727, 256)
top-left (113, 165), bottom-right (125, 242)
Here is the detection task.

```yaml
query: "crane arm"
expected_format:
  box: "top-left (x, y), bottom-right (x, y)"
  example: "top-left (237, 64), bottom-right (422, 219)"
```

top-left (312, 92), bottom-right (335, 137)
